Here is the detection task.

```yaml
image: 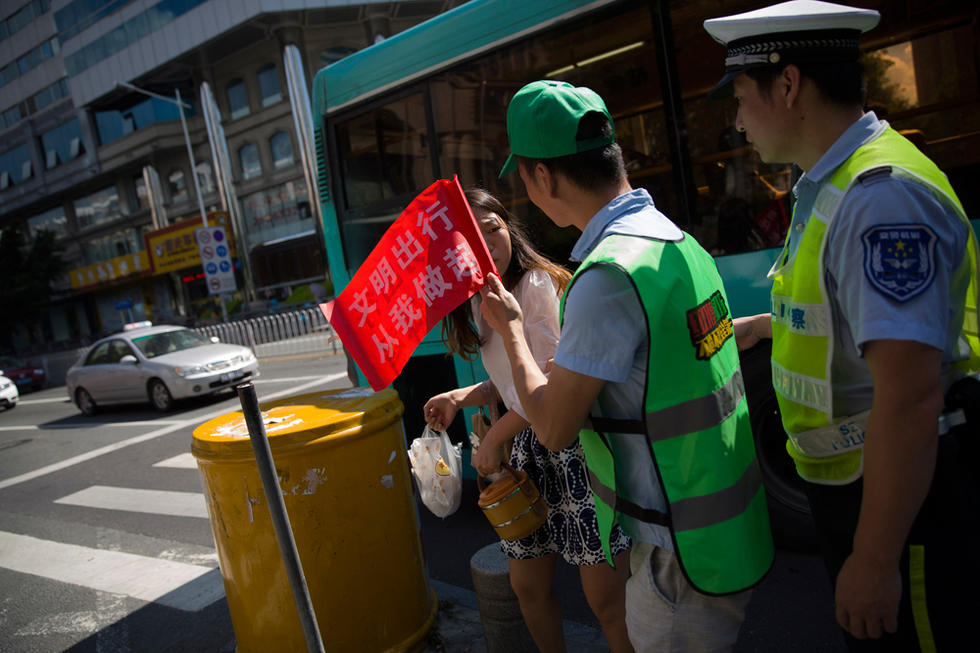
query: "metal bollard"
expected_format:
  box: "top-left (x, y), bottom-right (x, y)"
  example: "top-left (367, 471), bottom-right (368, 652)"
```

top-left (236, 382), bottom-right (325, 653)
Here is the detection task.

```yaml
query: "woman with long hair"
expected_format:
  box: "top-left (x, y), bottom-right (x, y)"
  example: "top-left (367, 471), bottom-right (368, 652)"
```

top-left (424, 188), bottom-right (632, 653)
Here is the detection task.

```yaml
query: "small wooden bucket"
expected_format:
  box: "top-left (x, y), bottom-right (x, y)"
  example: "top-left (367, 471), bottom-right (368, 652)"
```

top-left (477, 463), bottom-right (548, 541)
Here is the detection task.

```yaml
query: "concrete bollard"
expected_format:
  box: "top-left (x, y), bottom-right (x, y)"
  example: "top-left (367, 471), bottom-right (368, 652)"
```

top-left (469, 542), bottom-right (536, 653)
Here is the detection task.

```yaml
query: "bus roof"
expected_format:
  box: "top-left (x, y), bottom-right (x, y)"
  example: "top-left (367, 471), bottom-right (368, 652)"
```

top-left (314, 0), bottom-right (613, 115)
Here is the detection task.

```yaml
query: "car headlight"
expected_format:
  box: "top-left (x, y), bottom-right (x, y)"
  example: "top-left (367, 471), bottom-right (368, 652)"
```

top-left (174, 365), bottom-right (207, 377)
top-left (33, 368), bottom-right (43, 375)
top-left (233, 351), bottom-right (255, 364)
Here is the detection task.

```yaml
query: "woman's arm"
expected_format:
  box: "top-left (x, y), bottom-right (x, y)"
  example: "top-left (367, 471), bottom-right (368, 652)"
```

top-left (471, 408), bottom-right (529, 476)
top-left (423, 381), bottom-right (487, 431)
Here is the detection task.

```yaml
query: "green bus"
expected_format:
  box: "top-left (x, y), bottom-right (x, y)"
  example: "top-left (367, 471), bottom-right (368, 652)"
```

top-left (311, 0), bottom-right (980, 545)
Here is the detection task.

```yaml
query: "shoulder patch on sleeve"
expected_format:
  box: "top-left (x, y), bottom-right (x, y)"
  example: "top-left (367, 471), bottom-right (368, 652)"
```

top-left (860, 224), bottom-right (938, 302)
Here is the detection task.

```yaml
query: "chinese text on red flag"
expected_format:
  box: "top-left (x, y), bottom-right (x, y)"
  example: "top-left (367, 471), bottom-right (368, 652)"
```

top-left (320, 177), bottom-right (496, 390)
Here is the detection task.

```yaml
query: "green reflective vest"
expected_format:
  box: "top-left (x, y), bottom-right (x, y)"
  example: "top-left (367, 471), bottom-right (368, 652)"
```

top-left (769, 126), bottom-right (980, 484)
top-left (561, 232), bottom-right (774, 596)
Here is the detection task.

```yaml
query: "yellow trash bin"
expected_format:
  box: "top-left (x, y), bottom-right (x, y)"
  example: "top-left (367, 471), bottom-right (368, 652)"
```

top-left (191, 386), bottom-right (436, 652)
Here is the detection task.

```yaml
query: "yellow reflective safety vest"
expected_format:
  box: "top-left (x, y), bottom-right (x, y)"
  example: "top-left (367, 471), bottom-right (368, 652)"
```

top-left (561, 233), bottom-right (774, 595)
top-left (769, 126), bottom-right (980, 484)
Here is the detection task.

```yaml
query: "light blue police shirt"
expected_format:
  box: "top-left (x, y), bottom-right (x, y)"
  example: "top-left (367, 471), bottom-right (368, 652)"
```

top-left (787, 112), bottom-right (971, 417)
top-left (554, 188), bottom-right (682, 548)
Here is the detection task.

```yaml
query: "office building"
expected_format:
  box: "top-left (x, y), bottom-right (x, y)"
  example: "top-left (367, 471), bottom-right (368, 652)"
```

top-left (0, 0), bottom-right (462, 352)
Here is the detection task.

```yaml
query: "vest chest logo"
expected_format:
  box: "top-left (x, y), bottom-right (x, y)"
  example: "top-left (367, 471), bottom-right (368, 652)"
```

top-left (861, 224), bottom-right (938, 302)
top-left (686, 290), bottom-right (733, 360)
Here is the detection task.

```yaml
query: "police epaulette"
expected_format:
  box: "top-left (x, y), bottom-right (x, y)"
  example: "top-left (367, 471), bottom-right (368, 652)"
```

top-left (857, 166), bottom-right (892, 183)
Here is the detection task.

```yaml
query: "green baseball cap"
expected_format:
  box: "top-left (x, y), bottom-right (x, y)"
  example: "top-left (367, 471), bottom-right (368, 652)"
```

top-left (498, 80), bottom-right (614, 178)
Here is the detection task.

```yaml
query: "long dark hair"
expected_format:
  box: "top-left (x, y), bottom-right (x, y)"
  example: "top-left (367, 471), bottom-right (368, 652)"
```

top-left (441, 187), bottom-right (571, 360)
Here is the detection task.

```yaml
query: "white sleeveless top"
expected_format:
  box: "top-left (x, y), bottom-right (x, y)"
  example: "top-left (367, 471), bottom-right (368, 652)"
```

top-left (471, 268), bottom-right (560, 420)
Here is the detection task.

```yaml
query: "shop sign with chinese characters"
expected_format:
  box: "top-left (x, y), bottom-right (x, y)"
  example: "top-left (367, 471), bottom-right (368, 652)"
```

top-left (69, 251), bottom-right (151, 290)
top-left (321, 176), bottom-right (496, 390)
top-left (145, 212), bottom-right (233, 274)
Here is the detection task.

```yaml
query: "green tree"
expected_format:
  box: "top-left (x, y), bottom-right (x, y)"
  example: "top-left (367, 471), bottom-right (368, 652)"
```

top-left (0, 224), bottom-right (67, 348)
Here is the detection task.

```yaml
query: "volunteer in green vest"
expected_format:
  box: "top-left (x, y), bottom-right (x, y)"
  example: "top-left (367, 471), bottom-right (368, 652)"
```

top-left (704, 1), bottom-right (980, 651)
top-left (478, 79), bottom-right (773, 652)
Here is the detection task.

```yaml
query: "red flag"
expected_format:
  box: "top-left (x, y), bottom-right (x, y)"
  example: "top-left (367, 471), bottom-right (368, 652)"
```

top-left (320, 176), bottom-right (497, 390)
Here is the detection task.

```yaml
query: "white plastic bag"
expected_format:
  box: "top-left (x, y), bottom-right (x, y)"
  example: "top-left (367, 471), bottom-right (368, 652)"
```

top-left (408, 425), bottom-right (462, 518)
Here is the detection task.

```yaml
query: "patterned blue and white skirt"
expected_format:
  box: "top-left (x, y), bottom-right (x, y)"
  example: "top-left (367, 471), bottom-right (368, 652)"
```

top-left (500, 427), bottom-right (631, 566)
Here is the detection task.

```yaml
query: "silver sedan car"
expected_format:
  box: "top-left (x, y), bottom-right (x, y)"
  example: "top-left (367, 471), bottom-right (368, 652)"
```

top-left (66, 324), bottom-right (259, 414)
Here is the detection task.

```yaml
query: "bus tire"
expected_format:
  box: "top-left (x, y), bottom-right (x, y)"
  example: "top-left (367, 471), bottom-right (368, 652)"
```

top-left (738, 339), bottom-right (818, 552)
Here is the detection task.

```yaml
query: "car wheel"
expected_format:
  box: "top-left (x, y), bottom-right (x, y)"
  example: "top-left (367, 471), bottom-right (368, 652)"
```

top-left (75, 388), bottom-right (97, 416)
top-left (739, 339), bottom-right (818, 552)
top-left (149, 379), bottom-right (174, 412)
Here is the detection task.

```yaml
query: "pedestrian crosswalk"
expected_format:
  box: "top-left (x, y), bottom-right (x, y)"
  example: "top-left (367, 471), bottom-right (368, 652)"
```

top-left (0, 370), bottom-right (353, 649)
top-left (0, 531), bottom-right (223, 611)
top-left (0, 451), bottom-right (222, 617)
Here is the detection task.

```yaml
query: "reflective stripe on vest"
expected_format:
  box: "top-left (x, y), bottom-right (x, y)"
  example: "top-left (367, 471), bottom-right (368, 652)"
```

top-left (770, 126), bottom-right (980, 484)
top-left (563, 233), bottom-right (773, 595)
top-left (646, 367), bottom-right (745, 441)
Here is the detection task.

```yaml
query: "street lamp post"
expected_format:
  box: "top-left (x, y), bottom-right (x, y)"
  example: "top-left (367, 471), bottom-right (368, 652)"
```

top-left (115, 81), bottom-right (208, 228)
top-left (116, 80), bottom-right (231, 321)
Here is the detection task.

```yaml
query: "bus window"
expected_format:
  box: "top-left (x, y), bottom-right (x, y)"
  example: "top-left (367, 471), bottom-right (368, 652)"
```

top-left (435, 3), bottom-right (668, 267)
top-left (333, 92), bottom-right (434, 271)
top-left (336, 92), bottom-right (432, 210)
top-left (862, 21), bottom-right (980, 218)
top-left (672, 0), bottom-right (795, 258)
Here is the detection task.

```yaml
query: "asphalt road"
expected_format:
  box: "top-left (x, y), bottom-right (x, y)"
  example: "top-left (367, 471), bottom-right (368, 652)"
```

top-left (0, 350), bottom-right (848, 652)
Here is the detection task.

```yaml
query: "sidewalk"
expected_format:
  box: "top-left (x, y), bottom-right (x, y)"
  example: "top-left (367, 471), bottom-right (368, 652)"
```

top-left (422, 579), bottom-right (608, 652)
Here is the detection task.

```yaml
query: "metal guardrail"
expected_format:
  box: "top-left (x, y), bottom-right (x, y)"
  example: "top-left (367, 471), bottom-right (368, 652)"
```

top-left (194, 306), bottom-right (339, 359)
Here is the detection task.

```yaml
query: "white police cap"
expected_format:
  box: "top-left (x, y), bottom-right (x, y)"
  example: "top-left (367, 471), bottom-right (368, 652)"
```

top-left (703, 0), bottom-right (880, 97)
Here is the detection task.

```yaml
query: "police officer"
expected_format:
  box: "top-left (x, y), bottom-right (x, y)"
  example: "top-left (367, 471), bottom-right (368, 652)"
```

top-left (704, 1), bottom-right (980, 651)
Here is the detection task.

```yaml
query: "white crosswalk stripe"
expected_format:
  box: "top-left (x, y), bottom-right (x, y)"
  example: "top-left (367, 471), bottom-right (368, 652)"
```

top-left (0, 531), bottom-right (223, 611)
top-left (54, 485), bottom-right (209, 519)
top-left (153, 453), bottom-right (199, 469)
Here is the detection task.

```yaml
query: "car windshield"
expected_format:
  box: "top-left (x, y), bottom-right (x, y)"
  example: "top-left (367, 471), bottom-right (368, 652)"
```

top-left (132, 330), bottom-right (210, 358)
top-left (0, 357), bottom-right (26, 369)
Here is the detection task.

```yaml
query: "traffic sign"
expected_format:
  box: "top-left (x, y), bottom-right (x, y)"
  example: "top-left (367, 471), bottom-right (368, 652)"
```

top-left (196, 226), bottom-right (237, 295)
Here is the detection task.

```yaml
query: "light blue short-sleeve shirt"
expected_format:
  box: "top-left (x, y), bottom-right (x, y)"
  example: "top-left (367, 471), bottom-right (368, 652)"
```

top-left (555, 189), bottom-right (682, 547)
top-left (787, 113), bottom-right (972, 417)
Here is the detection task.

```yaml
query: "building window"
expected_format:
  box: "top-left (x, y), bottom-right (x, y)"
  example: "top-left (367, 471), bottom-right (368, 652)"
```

top-left (32, 77), bottom-right (68, 110)
top-left (40, 117), bottom-right (84, 169)
top-left (196, 160), bottom-right (215, 194)
top-left (239, 143), bottom-right (261, 180)
top-left (1, 36), bottom-right (60, 88)
top-left (3, 1), bottom-right (50, 42)
top-left (227, 79), bottom-right (249, 120)
top-left (168, 168), bottom-right (189, 204)
top-left (0, 144), bottom-right (33, 189)
top-left (270, 131), bottom-right (294, 169)
top-left (80, 227), bottom-right (144, 266)
top-left (75, 185), bottom-right (126, 230)
top-left (258, 64), bottom-right (282, 107)
top-left (27, 205), bottom-right (68, 239)
top-left (95, 95), bottom-right (185, 146)
top-left (3, 105), bottom-right (21, 126)
top-left (241, 180), bottom-right (310, 250)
